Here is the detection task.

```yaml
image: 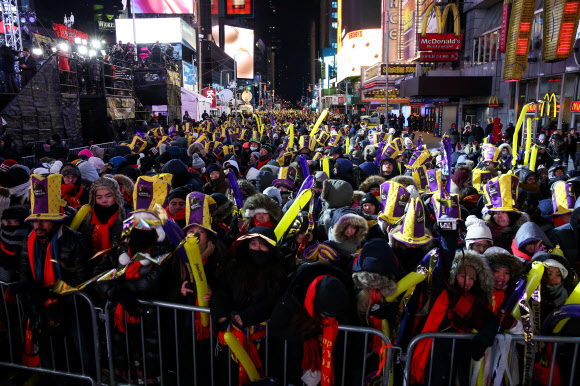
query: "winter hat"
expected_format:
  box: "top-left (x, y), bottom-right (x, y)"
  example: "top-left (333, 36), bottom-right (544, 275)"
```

top-left (352, 239), bottom-right (401, 297)
top-left (89, 145), bottom-right (105, 159)
top-left (360, 192), bottom-right (381, 213)
top-left (392, 197), bottom-right (432, 246)
top-left (263, 186), bottom-right (282, 206)
top-left (161, 159), bottom-right (193, 187)
top-left (329, 146), bottom-right (343, 157)
top-left (378, 180), bottom-right (410, 224)
top-left (315, 171), bottom-right (329, 189)
top-left (465, 215), bottom-right (493, 248)
top-left (206, 163), bottom-right (220, 176)
top-left (542, 257), bottom-right (569, 280)
top-left (256, 170), bottom-right (276, 193)
top-left (60, 163), bottom-right (81, 179)
top-left (77, 160), bottom-right (100, 183)
top-left (0, 159), bottom-right (18, 172)
top-left (359, 162), bottom-right (379, 180)
top-left (26, 174), bottom-right (68, 221)
top-left (168, 186), bottom-right (192, 203)
top-left (484, 174), bottom-right (520, 213)
top-left (223, 159), bottom-right (240, 175)
top-left (334, 158), bottom-right (353, 177)
top-left (312, 276), bottom-right (350, 318)
top-left (452, 168), bottom-right (470, 187)
top-left (89, 177), bottom-right (124, 211)
top-left (551, 181), bottom-right (576, 217)
top-left (182, 191), bottom-right (217, 235)
top-left (88, 157), bottom-right (105, 172)
top-left (246, 167), bottom-right (260, 182)
top-left (2, 205), bottom-right (29, 223)
top-left (251, 151), bottom-right (260, 160)
top-left (191, 153), bottom-right (205, 170)
top-left (236, 225), bottom-right (277, 248)
top-left (78, 149), bottom-right (94, 159)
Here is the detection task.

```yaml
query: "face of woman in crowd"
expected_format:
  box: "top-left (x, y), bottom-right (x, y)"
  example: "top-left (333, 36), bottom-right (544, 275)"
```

top-left (249, 154), bottom-right (258, 164)
top-left (493, 211), bottom-right (510, 227)
top-left (545, 266), bottom-right (563, 286)
top-left (456, 266), bottom-right (476, 292)
top-left (362, 203), bottom-right (376, 215)
top-left (255, 212), bottom-right (270, 224)
top-left (63, 174), bottom-right (78, 185)
top-left (186, 225), bottom-right (209, 251)
top-left (95, 188), bottom-right (115, 208)
top-left (469, 240), bottom-right (491, 253)
top-left (344, 225), bottom-right (358, 239)
top-left (554, 169), bottom-right (564, 177)
top-left (382, 162), bottom-right (393, 174)
top-left (493, 267), bottom-right (511, 290)
top-left (210, 171), bottom-right (220, 180)
top-left (369, 187), bottom-right (380, 195)
top-left (248, 237), bottom-right (270, 252)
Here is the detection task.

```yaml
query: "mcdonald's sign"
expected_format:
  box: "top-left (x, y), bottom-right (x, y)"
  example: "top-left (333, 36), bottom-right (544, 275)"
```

top-left (571, 101), bottom-right (580, 112)
top-left (540, 93), bottom-right (558, 117)
top-left (542, 0), bottom-right (580, 62)
top-left (503, 0), bottom-right (536, 80)
top-left (489, 96), bottom-right (500, 108)
top-left (418, 3), bottom-right (463, 51)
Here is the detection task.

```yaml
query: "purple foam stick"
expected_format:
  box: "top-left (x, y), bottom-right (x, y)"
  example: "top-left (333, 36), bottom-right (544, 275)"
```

top-left (299, 154), bottom-right (310, 179)
top-left (542, 305), bottom-right (580, 334)
top-left (209, 118), bottom-right (216, 130)
top-left (417, 136), bottom-right (422, 149)
top-left (296, 175), bottom-right (314, 196)
top-left (227, 170), bottom-right (244, 211)
top-left (444, 137), bottom-right (453, 194)
top-left (225, 128), bottom-right (232, 145)
top-left (161, 218), bottom-right (190, 268)
top-left (270, 115), bottom-right (275, 126)
top-left (376, 141), bottom-right (385, 166)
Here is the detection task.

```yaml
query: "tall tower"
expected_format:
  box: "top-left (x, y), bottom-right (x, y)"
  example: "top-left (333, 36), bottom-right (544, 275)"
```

top-left (1, 0), bottom-right (23, 51)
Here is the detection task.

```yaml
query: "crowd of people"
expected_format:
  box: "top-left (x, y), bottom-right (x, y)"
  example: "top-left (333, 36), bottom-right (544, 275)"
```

top-left (0, 109), bottom-right (579, 385)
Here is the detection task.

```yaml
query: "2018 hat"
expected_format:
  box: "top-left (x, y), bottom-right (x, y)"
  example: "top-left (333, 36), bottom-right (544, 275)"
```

top-left (412, 165), bottom-right (430, 192)
top-left (157, 136), bottom-right (172, 148)
top-left (182, 192), bottom-right (217, 235)
top-left (426, 169), bottom-right (442, 193)
top-left (26, 174), bottom-right (68, 221)
top-left (484, 174), bottom-right (520, 213)
top-left (130, 136), bottom-right (147, 154)
top-left (551, 181), bottom-right (576, 217)
top-left (406, 149), bottom-right (433, 170)
top-left (329, 133), bottom-right (342, 147)
top-left (377, 180), bottom-right (411, 224)
top-left (431, 190), bottom-right (461, 220)
top-left (278, 151), bottom-right (297, 167)
top-left (482, 144), bottom-right (499, 164)
top-left (472, 168), bottom-right (492, 193)
top-left (383, 141), bottom-right (403, 159)
top-left (317, 131), bottom-right (330, 146)
top-left (392, 197), bottom-right (433, 246)
top-left (133, 175), bottom-right (171, 213)
top-left (273, 166), bottom-right (298, 191)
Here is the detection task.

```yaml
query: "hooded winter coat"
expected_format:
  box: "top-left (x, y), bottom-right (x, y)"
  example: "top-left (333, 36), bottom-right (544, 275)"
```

top-left (241, 193), bottom-right (284, 232)
top-left (512, 221), bottom-right (553, 263)
top-left (202, 164), bottom-right (228, 195)
top-left (327, 210), bottom-right (368, 261)
top-left (359, 175), bottom-right (385, 194)
top-left (484, 211), bottom-right (530, 252)
top-left (319, 179), bottom-right (355, 236)
top-left (379, 158), bottom-right (400, 180)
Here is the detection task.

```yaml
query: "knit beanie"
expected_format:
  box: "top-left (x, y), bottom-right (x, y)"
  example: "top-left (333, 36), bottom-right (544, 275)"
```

top-left (191, 153), bottom-right (205, 170)
top-left (263, 186), bottom-right (282, 206)
top-left (465, 215), bottom-right (493, 248)
top-left (451, 168), bottom-right (470, 187)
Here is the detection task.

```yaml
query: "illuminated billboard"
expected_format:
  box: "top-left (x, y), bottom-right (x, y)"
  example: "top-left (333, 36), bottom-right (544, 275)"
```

top-left (226, 0), bottom-right (253, 16)
top-left (401, 0), bottom-right (417, 60)
top-left (338, 0), bottom-right (381, 52)
top-left (336, 28), bottom-right (382, 82)
top-left (134, 0), bottom-right (194, 14)
top-left (224, 25), bottom-right (254, 79)
top-left (116, 18), bottom-right (196, 48)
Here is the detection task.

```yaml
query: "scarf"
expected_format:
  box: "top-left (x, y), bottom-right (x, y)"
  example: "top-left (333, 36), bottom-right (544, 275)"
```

top-left (218, 324), bottom-right (266, 385)
top-left (1, 226), bottom-right (30, 250)
top-left (491, 289), bottom-right (506, 315)
top-left (302, 275), bottom-right (339, 386)
top-left (114, 254), bottom-right (141, 334)
top-left (61, 183), bottom-right (83, 209)
top-left (253, 218), bottom-right (272, 229)
top-left (410, 289), bottom-right (450, 384)
top-left (256, 155), bottom-right (273, 170)
top-left (543, 284), bottom-right (568, 307)
top-left (9, 180), bottom-right (30, 201)
top-left (27, 229), bottom-right (62, 286)
top-left (165, 205), bottom-right (186, 221)
top-left (90, 207), bottom-right (118, 252)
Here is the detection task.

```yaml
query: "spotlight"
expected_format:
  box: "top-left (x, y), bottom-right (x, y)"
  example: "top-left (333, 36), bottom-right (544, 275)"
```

top-left (28, 14), bottom-right (36, 23)
top-left (100, 49), bottom-right (106, 56)
top-left (51, 46), bottom-right (57, 52)
top-left (91, 40), bottom-right (101, 48)
top-left (32, 48), bottom-right (43, 56)
top-left (78, 45), bottom-right (88, 55)
top-left (89, 49), bottom-right (96, 57)
top-left (74, 37), bottom-right (81, 44)
top-left (82, 39), bottom-right (87, 45)
top-left (58, 42), bottom-right (69, 52)
top-left (20, 16), bottom-right (26, 24)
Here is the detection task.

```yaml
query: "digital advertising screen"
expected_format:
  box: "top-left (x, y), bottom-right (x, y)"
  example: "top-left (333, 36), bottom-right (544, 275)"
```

top-left (116, 18), bottom-right (182, 44)
top-left (224, 25), bottom-right (254, 79)
top-left (134, 0), bottom-right (193, 14)
top-left (338, 0), bottom-right (381, 52)
top-left (225, 0), bottom-right (253, 16)
top-left (336, 28), bottom-right (382, 82)
top-left (401, 0), bottom-right (417, 60)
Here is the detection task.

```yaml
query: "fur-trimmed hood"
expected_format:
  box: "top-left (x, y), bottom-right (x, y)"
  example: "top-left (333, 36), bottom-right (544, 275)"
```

top-left (330, 212), bottom-right (368, 244)
top-left (112, 174), bottom-right (135, 199)
top-left (363, 144), bottom-right (378, 162)
top-left (483, 247), bottom-right (525, 283)
top-left (212, 199), bottom-right (234, 223)
top-left (88, 177), bottom-right (126, 221)
top-left (242, 193), bottom-right (283, 224)
top-left (352, 190), bottom-right (365, 205)
top-left (359, 175), bottom-right (386, 193)
top-left (449, 250), bottom-right (495, 304)
top-left (498, 143), bottom-right (512, 155)
top-left (484, 211), bottom-right (530, 231)
top-left (352, 272), bottom-right (397, 298)
top-left (187, 142), bottom-right (207, 157)
top-left (237, 178), bottom-right (257, 198)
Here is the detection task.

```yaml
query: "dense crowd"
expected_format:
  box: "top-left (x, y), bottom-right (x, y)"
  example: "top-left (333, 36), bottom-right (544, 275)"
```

top-left (0, 109), bottom-right (579, 385)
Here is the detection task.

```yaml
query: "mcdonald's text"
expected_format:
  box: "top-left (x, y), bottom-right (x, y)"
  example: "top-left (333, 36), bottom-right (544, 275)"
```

top-left (571, 101), bottom-right (580, 112)
top-left (418, 33), bottom-right (463, 50)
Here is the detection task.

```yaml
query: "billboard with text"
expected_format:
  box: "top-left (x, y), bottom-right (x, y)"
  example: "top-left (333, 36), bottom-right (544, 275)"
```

top-left (336, 28), bottom-right (382, 82)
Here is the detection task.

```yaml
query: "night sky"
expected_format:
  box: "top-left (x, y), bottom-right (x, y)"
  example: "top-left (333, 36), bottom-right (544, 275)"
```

top-left (34, 0), bottom-right (317, 103)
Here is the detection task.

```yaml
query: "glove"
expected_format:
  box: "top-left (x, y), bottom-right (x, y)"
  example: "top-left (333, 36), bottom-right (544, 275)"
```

top-left (24, 305), bottom-right (43, 340)
top-left (228, 215), bottom-right (241, 237)
top-left (469, 328), bottom-right (496, 361)
top-left (114, 288), bottom-right (142, 318)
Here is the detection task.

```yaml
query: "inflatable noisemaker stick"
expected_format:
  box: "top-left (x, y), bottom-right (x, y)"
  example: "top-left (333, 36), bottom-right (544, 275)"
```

top-left (183, 234), bottom-right (210, 328)
top-left (287, 124), bottom-right (295, 149)
top-left (385, 250), bottom-right (433, 302)
top-left (512, 103), bottom-right (532, 167)
top-left (69, 204), bottom-right (91, 231)
top-left (523, 117), bottom-right (533, 166)
top-left (322, 157), bottom-right (330, 177)
top-left (270, 114), bottom-right (275, 127)
top-left (417, 135), bottom-right (422, 149)
top-left (274, 189), bottom-right (313, 242)
top-left (309, 108), bottom-right (328, 138)
top-left (346, 136), bottom-right (350, 153)
top-left (227, 170), bottom-right (245, 219)
top-left (296, 175), bottom-right (314, 196)
top-left (529, 145), bottom-right (539, 171)
top-left (511, 261), bottom-right (544, 319)
top-left (223, 331), bottom-right (262, 383)
top-left (299, 154), bottom-right (310, 179)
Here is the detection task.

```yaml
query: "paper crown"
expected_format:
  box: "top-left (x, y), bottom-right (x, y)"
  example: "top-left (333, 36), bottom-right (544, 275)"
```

top-left (412, 165), bottom-right (430, 192)
top-left (472, 168), bottom-right (492, 193)
top-left (303, 242), bottom-right (340, 262)
top-left (383, 141), bottom-right (403, 159)
top-left (278, 151), bottom-right (297, 167)
top-left (26, 174), bottom-right (68, 221)
top-left (157, 136), bottom-right (172, 148)
top-left (406, 149), bottom-right (433, 170)
top-left (431, 191), bottom-right (461, 221)
top-left (426, 169), bottom-right (442, 194)
top-left (484, 174), bottom-right (520, 213)
top-left (133, 176), bottom-right (171, 213)
top-left (212, 142), bottom-right (224, 157)
top-left (130, 136), bottom-right (147, 154)
top-left (482, 144), bottom-right (500, 164)
top-left (182, 192), bottom-right (217, 235)
top-left (404, 137), bottom-right (413, 150)
top-left (377, 181), bottom-right (410, 224)
top-left (299, 135), bottom-right (317, 151)
top-left (551, 181), bottom-right (576, 217)
top-left (273, 166), bottom-right (298, 191)
top-left (329, 133), bottom-right (342, 147)
top-left (317, 131), bottom-right (330, 146)
top-left (392, 197), bottom-right (433, 246)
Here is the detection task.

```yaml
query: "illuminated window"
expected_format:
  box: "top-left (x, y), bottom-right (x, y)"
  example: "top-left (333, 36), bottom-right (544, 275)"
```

top-left (332, 42), bottom-right (337, 48)
top-left (332, 12), bottom-right (337, 18)
top-left (472, 27), bottom-right (501, 65)
top-left (332, 22), bottom-right (337, 29)
top-left (332, 2), bottom-right (338, 8)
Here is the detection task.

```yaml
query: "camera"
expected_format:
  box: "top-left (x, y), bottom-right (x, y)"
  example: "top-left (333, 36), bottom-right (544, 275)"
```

top-left (437, 215), bottom-right (458, 230)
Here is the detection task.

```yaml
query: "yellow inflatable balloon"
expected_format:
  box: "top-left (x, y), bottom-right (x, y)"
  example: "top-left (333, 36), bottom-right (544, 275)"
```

top-left (512, 103), bottom-right (532, 167)
top-left (323, 157), bottom-right (330, 177)
top-left (523, 117), bottom-right (533, 166)
top-left (309, 109), bottom-right (328, 138)
top-left (512, 261), bottom-right (544, 319)
top-left (385, 272), bottom-right (426, 302)
top-left (223, 331), bottom-right (261, 382)
top-left (553, 282), bottom-right (580, 334)
top-left (529, 145), bottom-right (539, 171)
top-left (69, 204), bottom-right (90, 231)
top-left (184, 234), bottom-right (210, 327)
top-left (274, 189), bottom-right (313, 242)
top-left (288, 124), bottom-right (295, 149)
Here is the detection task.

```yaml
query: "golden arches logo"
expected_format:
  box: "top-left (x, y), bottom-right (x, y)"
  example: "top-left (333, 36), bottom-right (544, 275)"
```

top-left (489, 96), bottom-right (499, 107)
top-left (540, 93), bottom-right (558, 118)
top-left (420, 3), bottom-right (461, 37)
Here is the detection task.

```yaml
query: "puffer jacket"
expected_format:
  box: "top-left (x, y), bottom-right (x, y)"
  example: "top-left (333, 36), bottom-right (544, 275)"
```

top-left (319, 179), bottom-right (355, 235)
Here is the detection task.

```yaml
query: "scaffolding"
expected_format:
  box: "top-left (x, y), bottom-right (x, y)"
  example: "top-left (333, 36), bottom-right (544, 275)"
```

top-left (0, 0), bottom-right (22, 52)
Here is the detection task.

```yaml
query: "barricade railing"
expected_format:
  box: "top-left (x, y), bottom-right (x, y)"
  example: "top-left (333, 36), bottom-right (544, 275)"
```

top-left (0, 280), bottom-right (102, 385)
top-left (403, 332), bottom-right (580, 386)
top-left (102, 298), bottom-right (395, 386)
top-left (20, 141), bottom-right (117, 164)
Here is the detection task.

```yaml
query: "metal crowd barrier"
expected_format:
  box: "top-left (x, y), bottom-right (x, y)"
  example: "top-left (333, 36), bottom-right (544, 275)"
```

top-left (103, 299), bottom-right (395, 386)
top-left (403, 332), bottom-right (580, 386)
top-left (0, 281), bottom-right (102, 385)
